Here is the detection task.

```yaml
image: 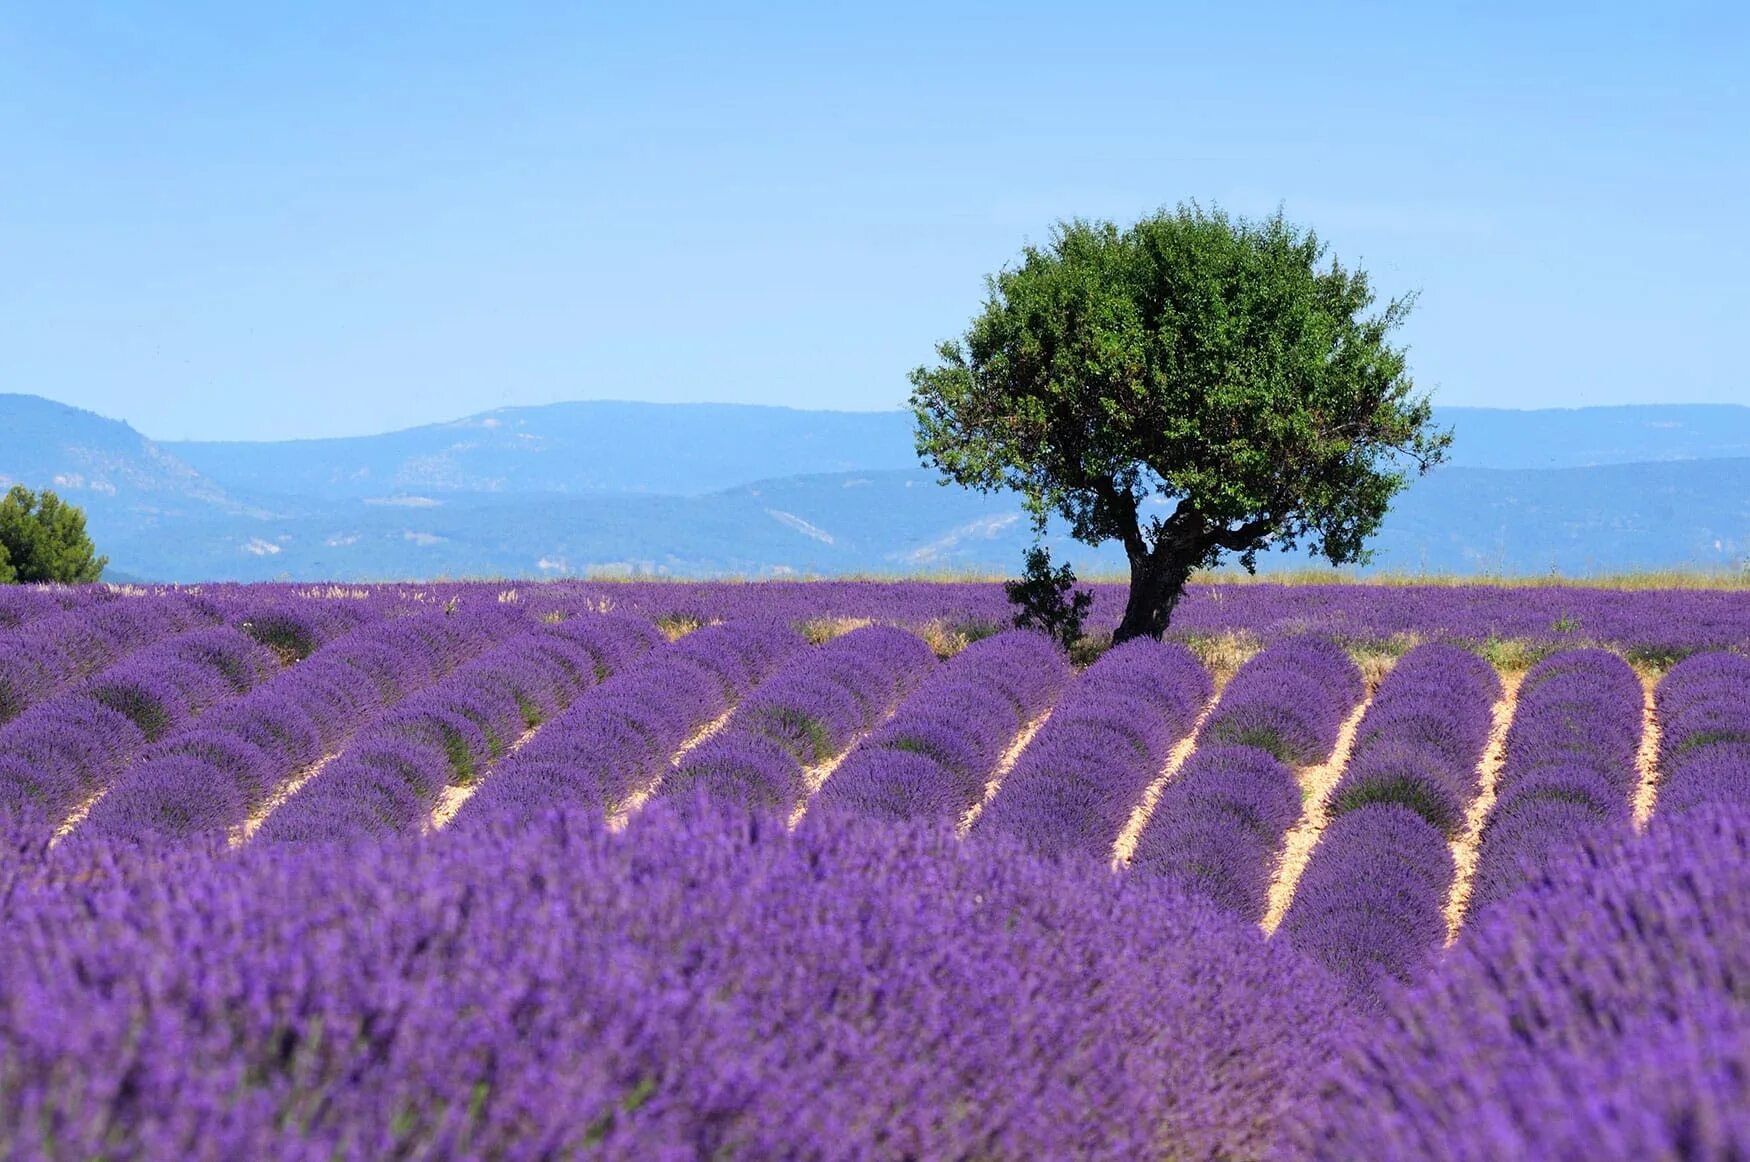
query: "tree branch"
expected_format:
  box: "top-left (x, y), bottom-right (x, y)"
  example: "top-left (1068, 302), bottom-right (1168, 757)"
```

top-left (1206, 514), bottom-right (1278, 552)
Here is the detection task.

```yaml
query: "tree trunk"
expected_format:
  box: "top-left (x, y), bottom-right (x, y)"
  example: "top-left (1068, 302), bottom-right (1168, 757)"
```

top-left (1112, 548), bottom-right (1195, 644)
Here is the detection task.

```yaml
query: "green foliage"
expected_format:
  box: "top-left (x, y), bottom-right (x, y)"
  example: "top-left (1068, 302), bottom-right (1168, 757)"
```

top-left (1329, 774), bottom-right (1464, 837)
top-left (0, 485), bottom-right (107, 584)
top-left (241, 614), bottom-right (319, 661)
top-left (90, 684), bottom-right (174, 742)
top-left (1002, 545), bottom-right (1093, 652)
top-left (910, 202), bottom-right (1450, 640)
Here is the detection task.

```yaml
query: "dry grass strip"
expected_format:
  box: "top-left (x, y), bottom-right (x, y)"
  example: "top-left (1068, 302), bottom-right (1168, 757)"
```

top-left (1183, 632), bottom-right (1262, 694)
top-left (957, 709), bottom-right (1053, 838)
top-left (1110, 695), bottom-right (1221, 868)
top-left (1260, 692), bottom-right (1384, 936)
top-left (1442, 669), bottom-right (1523, 943)
top-left (1630, 667), bottom-right (1663, 832)
top-left (605, 708), bottom-right (738, 832)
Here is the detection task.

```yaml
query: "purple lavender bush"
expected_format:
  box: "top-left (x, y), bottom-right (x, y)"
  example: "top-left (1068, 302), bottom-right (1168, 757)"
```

top-left (813, 629), bottom-right (1067, 824)
top-left (663, 624), bottom-right (935, 814)
top-left (1131, 744), bottom-right (1302, 920)
top-left (1326, 643), bottom-right (1499, 836)
top-left (1, 798), bottom-right (1346, 1160)
top-left (1276, 803), bottom-right (1455, 1002)
top-left (458, 619), bottom-right (802, 828)
top-left (1202, 637), bottom-right (1363, 765)
top-left (975, 637), bottom-right (1211, 860)
top-left (1467, 647), bottom-right (1642, 919)
top-left (1290, 804), bottom-right (1750, 1159)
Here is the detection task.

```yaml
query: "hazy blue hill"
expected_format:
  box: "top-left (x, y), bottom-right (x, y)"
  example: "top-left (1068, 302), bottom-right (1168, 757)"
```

top-left (67, 460), bottom-right (1750, 584)
top-left (159, 402), bottom-right (1750, 494)
top-left (5, 393), bottom-right (1750, 581)
top-left (0, 393), bottom-right (268, 521)
top-left (1438, 405), bottom-right (1750, 468)
top-left (161, 401), bottom-right (920, 499)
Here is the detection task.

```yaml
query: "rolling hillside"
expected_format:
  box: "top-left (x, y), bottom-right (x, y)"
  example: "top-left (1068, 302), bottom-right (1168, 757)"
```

top-left (2, 393), bottom-right (1747, 581)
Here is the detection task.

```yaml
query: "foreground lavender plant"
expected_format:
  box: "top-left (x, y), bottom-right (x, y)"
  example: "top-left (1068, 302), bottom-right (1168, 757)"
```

top-left (1466, 648), bottom-right (1641, 919)
top-left (1291, 804), bottom-right (1750, 1159)
top-left (0, 798), bottom-right (1344, 1160)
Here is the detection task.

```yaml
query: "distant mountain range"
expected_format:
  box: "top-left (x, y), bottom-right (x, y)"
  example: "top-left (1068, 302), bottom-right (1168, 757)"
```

top-left (2, 392), bottom-right (1748, 582)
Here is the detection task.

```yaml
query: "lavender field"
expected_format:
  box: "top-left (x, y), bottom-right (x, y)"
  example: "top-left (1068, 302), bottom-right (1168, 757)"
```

top-left (2, 578), bottom-right (1748, 1158)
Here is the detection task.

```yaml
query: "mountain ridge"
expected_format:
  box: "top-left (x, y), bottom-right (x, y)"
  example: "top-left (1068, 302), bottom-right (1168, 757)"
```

top-left (3, 392), bottom-right (1748, 582)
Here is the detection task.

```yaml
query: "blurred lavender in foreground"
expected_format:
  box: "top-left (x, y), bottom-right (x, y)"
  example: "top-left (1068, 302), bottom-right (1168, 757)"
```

top-left (0, 798), bottom-right (1344, 1160)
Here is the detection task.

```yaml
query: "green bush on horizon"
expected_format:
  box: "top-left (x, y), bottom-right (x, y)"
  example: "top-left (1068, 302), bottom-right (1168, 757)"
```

top-left (0, 485), bottom-right (106, 584)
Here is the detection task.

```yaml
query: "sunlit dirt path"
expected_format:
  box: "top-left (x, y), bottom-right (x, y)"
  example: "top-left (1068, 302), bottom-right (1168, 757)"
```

top-left (233, 753), bottom-right (339, 846)
top-left (605, 708), bottom-right (738, 832)
top-left (957, 709), bottom-right (1054, 838)
top-left (429, 723), bottom-right (542, 831)
top-left (1110, 695), bottom-right (1220, 867)
top-left (1441, 669), bottom-right (1522, 942)
top-left (49, 786), bottom-right (111, 849)
top-left (1631, 668), bottom-right (1663, 832)
top-left (1261, 686), bottom-right (1386, 936)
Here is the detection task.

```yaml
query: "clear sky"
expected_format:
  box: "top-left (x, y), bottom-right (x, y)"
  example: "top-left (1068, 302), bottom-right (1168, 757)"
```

top-left (2, 2), bottom-right (1744, 440)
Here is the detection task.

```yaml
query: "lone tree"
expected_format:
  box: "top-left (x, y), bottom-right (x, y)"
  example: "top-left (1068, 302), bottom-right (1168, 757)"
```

top-left (0, 485), bottom-right (107, 584)
top-left (909, 203), bottom-right (1450, 643)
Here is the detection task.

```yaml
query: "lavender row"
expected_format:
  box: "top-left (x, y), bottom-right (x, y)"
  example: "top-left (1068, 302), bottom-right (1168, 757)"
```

top-left (1294, 807), bottom-right (1750, 1158)
top-left (492, 578), bottom-right (1750, 658)
top-left (21, 577), bottom-right (1750, 655)
top-left (1277, 804), bottom-right (1456, 1002)
top-left (1270, 646), bottom-right (1498, 996)
top-left (255, 616), bottom-right (663, 842)
top-left (1131, 745), bottom-right (1302, 921)
top-left (0, 583), bottom-right (116, 636)
top-left (0, 595), bottom-right (218, 726)
top-left (661, 625), bottom-right (938, 815)
top-left (454, 618), bottom-right (801, 830)
top-left (1328, 644), bottom-right (1500, 836)
top-left (1201, 637), bottom-right (1365, 765)
top-left (0, 625), bottom-right (283, 847)
top-left (974, 638), bottom-right (1211, 861)
top-left (1, 800), bottom-right (1342, 1160)
top-left (1652, 651), bottom-right (1750, 815)
top-left (74, 607), bottom-right (534, 847)
top-left (809, 630), bottom-right (1069, 825)
top-left (1128, 638), bottom-right (1365, 920)
top-left (1466, 648), bottom-right (1643, 918)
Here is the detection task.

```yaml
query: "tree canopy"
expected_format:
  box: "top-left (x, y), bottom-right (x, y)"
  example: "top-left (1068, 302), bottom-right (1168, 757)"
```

top-left (909, 203), bottom-right (1450, 642)
top-left (0, 485), bottom-right (108, 584)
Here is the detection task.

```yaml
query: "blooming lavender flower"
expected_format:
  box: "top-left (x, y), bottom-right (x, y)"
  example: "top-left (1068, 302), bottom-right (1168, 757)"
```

top-left (3, 798), bottom-right (1345, 1159)
top-left (814, 630), bottom-right (1068, 825)
top-left (976, 638), bottom-right (1210, 860)
top-left (1291, 804), bottom-right (1750, 1159)
top-left (1132, 744), bottom-right (1302, 920)
top-left (1467, 647), bottom-right (1642, 919)
top-left (1277, 803), bottom-right (1455, 1002)
top-left (1202, 637), bottom-right (1363, 765)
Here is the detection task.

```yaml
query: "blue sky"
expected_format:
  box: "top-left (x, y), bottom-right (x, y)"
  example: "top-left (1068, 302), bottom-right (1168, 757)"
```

top-left (2, 2), bottom-right (1744, 440)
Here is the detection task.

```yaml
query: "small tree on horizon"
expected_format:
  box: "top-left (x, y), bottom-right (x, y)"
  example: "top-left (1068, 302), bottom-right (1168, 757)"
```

top-left (909, 203), bottom-right (1451, 643)
top-left (0, 485), bottom-right (107, 584)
